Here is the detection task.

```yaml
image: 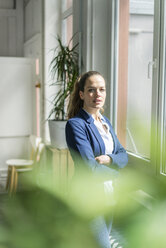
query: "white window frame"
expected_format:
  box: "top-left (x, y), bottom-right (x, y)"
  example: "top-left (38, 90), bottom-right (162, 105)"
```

top-left (152, 0), bottom-right (166, 178)
top-left (109, 0), bottom-right (166, 177)
top-left (73, 0), bottom-right (166, 178)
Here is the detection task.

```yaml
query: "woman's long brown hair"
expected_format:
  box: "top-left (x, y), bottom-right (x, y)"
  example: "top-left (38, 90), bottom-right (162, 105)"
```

top-left (67, 71), bottom-right (102, 119)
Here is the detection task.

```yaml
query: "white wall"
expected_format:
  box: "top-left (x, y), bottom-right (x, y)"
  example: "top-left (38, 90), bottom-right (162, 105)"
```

top-left (24, 0), bottom-right (42, 41)
top-left (42, 0), bottom-right (112, 140)
top-left (0, 57), bottom-right (34, 168)
top-left (44, 0), bottom-right (61, 142)
top-left (0, 0), bottom-right (23, 56)
top-left (0, 0), bottom-right (43, 169)
top-left (0, 0), bottom-right (62, 144)
top-left (23, 0), bottom-right (43, 137)
top-left (24, 0), bottom-right (42, 60)
top-left (80, 0), bottom-right (111, 118)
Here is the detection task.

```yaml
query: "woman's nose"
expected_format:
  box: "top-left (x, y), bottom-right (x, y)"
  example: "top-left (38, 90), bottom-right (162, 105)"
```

top-left (96, 89), bottom-right (101, 96)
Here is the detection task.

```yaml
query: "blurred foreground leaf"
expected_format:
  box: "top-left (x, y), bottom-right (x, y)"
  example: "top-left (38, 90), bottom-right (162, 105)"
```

top-left (0, 188), bottom-right (100, 248)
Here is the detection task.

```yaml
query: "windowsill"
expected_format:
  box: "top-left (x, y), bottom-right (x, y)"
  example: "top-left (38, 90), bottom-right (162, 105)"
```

top-left (127, 151), bottom-right (150, 163)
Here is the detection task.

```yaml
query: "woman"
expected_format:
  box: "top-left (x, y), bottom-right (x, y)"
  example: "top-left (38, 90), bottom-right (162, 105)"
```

top-left (65, 71), bottom-right (128, 248)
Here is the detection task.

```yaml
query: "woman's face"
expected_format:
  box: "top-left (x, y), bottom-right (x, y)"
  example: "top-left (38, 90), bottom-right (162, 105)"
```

top-left (79, 74), bottom-right (106, 112)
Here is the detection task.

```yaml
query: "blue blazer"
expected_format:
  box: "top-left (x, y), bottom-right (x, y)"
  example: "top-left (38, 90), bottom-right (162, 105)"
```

top-left (65, 108), bottom-right (128, 178)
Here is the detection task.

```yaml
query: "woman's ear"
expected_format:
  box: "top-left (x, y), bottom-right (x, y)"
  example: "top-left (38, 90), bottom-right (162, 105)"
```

top-left (79, 91), bottom-right (84, 100)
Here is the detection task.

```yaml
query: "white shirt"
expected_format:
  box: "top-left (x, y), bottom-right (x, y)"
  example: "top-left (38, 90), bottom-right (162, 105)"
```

top-left (93, 114), bottom-right (115, 198)
top-left (93, 114), bottom-right (114, 155)
top-left (83, 110), bottom-right (115, 192)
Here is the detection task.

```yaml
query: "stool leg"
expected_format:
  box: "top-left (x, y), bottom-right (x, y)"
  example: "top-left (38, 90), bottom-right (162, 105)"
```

top-left (9, 167), bottom-right (15, 194)
top-left (14, 170), bottom-right (18, 193)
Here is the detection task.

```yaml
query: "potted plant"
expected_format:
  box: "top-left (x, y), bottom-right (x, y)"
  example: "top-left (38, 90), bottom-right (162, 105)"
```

top-left (48, 35), bottom-right (79, 148)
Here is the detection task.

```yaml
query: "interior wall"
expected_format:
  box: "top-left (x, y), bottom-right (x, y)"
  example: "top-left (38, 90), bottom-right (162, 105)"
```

top-left (24, 0), bottom-right (42, 42)
top-left (23, 0), bottom-right (43, 137)
top-left (44, 0), bottom-right (61, 142)
top-left (0, 0), bottom-right (23, 56)
top-left (80, 0), bottom-right (111, 118)
top-left (0, 57), bottom-right (34, 169)
top-left (43, 0), bottom-right (112, 141)
top-left (24, 0), bottom-right (42, 60)
top-left (0, 0), bottom-right (42, 170)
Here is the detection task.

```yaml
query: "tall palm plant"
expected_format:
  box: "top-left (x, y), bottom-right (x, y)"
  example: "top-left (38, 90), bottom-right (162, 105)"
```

top-left (48, 35), bottom-right (79, 120)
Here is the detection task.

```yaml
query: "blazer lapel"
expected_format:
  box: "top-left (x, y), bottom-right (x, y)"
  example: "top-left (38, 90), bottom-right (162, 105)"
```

top-left (78, 108), bottom-right (105, 154)
top-left (89, 122), bottom-right (105, 154)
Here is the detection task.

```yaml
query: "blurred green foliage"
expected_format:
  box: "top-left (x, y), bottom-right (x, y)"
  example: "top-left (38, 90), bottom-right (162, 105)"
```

top-left (0, 187), bottom-right (100, 248)
top-left (0, 159), bottom-right (166, 248)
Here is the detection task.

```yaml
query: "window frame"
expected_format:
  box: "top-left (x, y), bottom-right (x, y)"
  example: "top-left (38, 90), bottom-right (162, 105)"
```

top-left (153, 0), bottom-right (166, 178)
top-left (74, 0), bottom-right (166, 177)
top-left (109, 0), bottom-right (166, 177)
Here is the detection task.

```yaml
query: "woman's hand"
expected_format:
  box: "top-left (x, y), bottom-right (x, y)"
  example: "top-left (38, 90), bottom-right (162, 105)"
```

top-left (95, 155), bottom-right (112, 165)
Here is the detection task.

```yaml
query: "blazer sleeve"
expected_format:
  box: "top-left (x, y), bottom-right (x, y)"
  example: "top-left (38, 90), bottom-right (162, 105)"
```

top-left (105, 118), bottom-right (128, 169)
top-left (65, 119), bottom-right (119, 178)
top-left (66, 119), bottom-right (99, 170)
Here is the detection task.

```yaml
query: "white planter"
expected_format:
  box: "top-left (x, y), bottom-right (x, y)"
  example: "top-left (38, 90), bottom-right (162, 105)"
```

top-left (48, 120), bottom-right (67, 149)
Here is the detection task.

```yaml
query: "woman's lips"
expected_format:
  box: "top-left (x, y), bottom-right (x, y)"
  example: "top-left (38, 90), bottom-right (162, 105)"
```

top-left (93, 99), bottom-right (102, 103)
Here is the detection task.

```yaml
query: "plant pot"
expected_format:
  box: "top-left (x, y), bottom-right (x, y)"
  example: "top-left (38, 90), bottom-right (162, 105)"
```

top-left (48, 120), bottom-right (67, 149)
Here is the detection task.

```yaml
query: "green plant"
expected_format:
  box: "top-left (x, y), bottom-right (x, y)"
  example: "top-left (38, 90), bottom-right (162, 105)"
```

top-left (48, 35), bottom-right (79, 120)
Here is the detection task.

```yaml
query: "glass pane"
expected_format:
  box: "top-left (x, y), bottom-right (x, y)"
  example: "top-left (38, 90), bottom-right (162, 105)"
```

top-left (62, 15), bottom-right (73, 48)
top-left (62, 0), bottom-right (73, 12)
top-left (67, 0), bottom-right (73, 9)
top-left (117, 0), bottom-right (154, 159)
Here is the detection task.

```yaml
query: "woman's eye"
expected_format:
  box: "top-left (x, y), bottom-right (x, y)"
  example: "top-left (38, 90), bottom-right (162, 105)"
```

top-left (88, 89), bottom-right (95, 93)
top-left (100, 88), bottom-right (106, 92)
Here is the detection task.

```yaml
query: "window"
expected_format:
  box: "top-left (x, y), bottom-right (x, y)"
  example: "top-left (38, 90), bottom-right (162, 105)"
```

top-left (61, 0), bottom-right (73, 47)
top-left (62, 0), bottom-right (73, 11)
top-left (79, 0), bottom-right (166, 176)
top-left (117, 0), bottom-right (154, 160)
top-left (112, 0), bottom-right (166, 177)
